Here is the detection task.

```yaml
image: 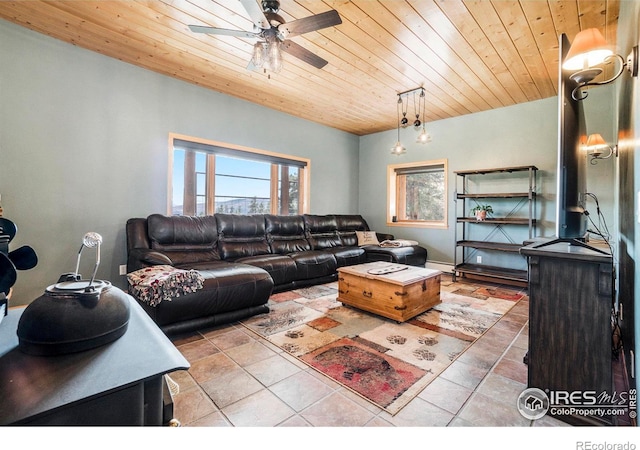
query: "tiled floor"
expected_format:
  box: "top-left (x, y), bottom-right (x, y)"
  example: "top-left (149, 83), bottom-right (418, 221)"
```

top-left (167, 275), bottom-right (567, 427)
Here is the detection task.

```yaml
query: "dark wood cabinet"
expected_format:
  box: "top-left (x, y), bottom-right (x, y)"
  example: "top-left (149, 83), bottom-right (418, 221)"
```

top-left (521, 240), bottom-right (614, 425)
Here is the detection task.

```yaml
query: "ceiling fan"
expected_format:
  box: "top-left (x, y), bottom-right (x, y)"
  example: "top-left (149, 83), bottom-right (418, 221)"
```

top-left (189, 0), bottom-right (342, 72)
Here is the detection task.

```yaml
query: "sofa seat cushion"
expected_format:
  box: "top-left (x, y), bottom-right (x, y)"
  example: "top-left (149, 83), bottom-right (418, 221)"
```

top-left (289, 251), bottom-right (337, 280)
top-left (362, 245), bottom-right (427, 267)
top-left (235, 254), bottom-right (298, 286)
top-left (323, 246), bottom-right (367, 267)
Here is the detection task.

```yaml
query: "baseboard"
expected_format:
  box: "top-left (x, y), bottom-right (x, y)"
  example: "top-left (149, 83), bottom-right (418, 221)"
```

top-left (425, 261), bottom-right (454, 273)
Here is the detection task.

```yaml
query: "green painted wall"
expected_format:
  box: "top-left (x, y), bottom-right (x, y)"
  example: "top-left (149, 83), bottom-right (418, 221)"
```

top-left (358, 86), bottom-right (616, 270)
top-left (0, 16), bottom-right (620, 311)
top-left (358, 98), bottom-right (557, 269)
top-left (0, 19), bottom-right (359, 305)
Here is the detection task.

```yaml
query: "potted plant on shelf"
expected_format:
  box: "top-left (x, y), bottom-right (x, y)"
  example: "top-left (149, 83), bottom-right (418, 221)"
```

top-left (471, 204), bottom-right (493, 221)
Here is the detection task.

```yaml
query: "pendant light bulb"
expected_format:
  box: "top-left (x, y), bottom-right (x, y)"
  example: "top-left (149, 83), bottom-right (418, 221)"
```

top-left (391, 141), bottom-right (406, 155)
top-left (252, 42), bottom-right (265, 67)
top-left (416, 126), bottom-right (431, 144)
top-left (416, 88), bottom-right (430, 142)
top-left (266, 38), bottom-right (282, 73)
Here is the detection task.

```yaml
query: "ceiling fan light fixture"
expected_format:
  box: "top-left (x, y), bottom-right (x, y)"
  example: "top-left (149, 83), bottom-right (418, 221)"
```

top-left (188, 0), bottom-right (341, 73)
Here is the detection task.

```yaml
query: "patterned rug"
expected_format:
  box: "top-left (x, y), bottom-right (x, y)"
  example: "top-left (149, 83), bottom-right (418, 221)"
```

top-left (241, 276), bottom-right (523, 415)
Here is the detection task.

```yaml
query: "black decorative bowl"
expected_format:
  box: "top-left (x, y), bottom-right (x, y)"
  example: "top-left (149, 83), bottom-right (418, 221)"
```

top-left (17, 278), bottom-right (131, 356)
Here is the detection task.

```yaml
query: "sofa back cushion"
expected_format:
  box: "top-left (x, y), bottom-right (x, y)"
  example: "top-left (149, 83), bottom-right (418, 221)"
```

top-left (265, 215), bottom-right (311, 254)
top-left (147, 214), bottom-right (219, 264)
top-left (216, 214), bottom-right (271, 260)
top-left (303, 215), bottom-right (341, 249)
top-left (335, 215), bottom-right (370, 247)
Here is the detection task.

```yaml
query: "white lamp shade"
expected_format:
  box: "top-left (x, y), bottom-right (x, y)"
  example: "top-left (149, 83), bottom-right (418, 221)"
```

top-left (585, 133), bottom-right (609, 152)
top-left (563, 28), bottom-right (613, 71)
top-left (390, 142), bottom-right (406, 155)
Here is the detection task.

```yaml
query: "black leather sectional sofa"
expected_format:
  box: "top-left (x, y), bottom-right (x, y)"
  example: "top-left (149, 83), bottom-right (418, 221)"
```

top-left (126, 213), bottom-right (427, 334)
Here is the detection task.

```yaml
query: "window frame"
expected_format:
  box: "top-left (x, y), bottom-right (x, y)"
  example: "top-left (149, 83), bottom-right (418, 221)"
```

top-left (386, 158), bottom-right (448, 229)
top-left (168, 133), bottom-right (311, 216)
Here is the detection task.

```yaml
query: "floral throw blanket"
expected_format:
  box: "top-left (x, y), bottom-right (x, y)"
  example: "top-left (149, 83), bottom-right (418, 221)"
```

top-left (127, 265), bottom-right (204, 307)
top-left (379, 239), bottom-right (419, 248)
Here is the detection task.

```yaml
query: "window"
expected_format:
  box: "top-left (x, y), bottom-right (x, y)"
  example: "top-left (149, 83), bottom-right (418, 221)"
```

top-left (169, 134), bottom-right (310, 216)
top-left (387, 159), bottom-right (448, 228)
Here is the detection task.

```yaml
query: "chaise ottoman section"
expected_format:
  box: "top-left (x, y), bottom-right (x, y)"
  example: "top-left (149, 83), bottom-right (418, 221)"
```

top-left (137, 260), bottom-right (273, 335)
top-left (362, 244), bottom-right (428, 267)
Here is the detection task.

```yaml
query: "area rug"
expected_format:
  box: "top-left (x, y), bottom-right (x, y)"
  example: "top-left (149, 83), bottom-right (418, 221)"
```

top-left (240, 277), bottom-right (523, 415)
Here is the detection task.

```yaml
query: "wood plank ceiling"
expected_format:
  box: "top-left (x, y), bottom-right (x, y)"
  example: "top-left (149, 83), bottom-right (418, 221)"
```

top-left (0, 0), bottom-right (620, 136)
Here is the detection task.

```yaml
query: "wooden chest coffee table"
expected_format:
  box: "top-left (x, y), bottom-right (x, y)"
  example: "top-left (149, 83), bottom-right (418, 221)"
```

top-left (337, 262), bottom-right (441, 322)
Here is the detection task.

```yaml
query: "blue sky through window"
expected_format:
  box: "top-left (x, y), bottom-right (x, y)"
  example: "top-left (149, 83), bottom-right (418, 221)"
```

top-left (172, 150), bottom-right (272, 209)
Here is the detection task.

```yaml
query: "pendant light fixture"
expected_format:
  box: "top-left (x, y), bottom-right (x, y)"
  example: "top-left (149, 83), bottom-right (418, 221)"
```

top-left (413, 90), bottom-right (422, 130)
top-left (391, 95), bottom-right (407, 155)
top-left (391, 86), bottom-right (430, 154)
top-left (400, 94), bottom-right (409, 128)
top-left (416, 89), bottom-right (431, 144)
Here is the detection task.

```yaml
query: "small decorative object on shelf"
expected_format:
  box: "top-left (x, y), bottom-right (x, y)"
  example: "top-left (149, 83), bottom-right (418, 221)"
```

top-left (471, 204), bottom-right (493, 221)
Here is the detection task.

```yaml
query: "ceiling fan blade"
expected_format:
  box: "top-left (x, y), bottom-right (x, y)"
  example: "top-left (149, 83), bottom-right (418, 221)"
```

top-left (281, 40), bottom-right (328, 69)
top-left (279, 10), bottom-right (342, 37)
top-left (239, 0), bottom-right (270, 30)
top-left (188, 25), bottom-right (259, 39)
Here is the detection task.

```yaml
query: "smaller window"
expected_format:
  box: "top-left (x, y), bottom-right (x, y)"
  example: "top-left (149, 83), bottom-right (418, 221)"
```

top-left (387, 159), bottom-right (448, 228)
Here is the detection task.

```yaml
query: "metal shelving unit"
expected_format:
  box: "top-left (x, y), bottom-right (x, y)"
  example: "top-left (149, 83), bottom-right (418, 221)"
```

top-left (453, 165), bottom-right (537, 284)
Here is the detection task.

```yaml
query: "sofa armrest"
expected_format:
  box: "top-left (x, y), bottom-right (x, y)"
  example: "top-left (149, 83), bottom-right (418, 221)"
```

top-left (127, 248), bottom-right (173, 272)
top-left (376, 232), bottom-right (394, 242)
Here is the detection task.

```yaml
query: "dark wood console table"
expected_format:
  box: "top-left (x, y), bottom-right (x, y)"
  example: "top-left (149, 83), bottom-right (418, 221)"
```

top-left (0, 295), bottom-right (189, 426)
top-left (521, 239), bottom-right (614, 425)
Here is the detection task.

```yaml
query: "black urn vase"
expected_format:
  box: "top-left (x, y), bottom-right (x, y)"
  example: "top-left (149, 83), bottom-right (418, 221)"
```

top-left (16, 276), bottom-right (131, 356)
